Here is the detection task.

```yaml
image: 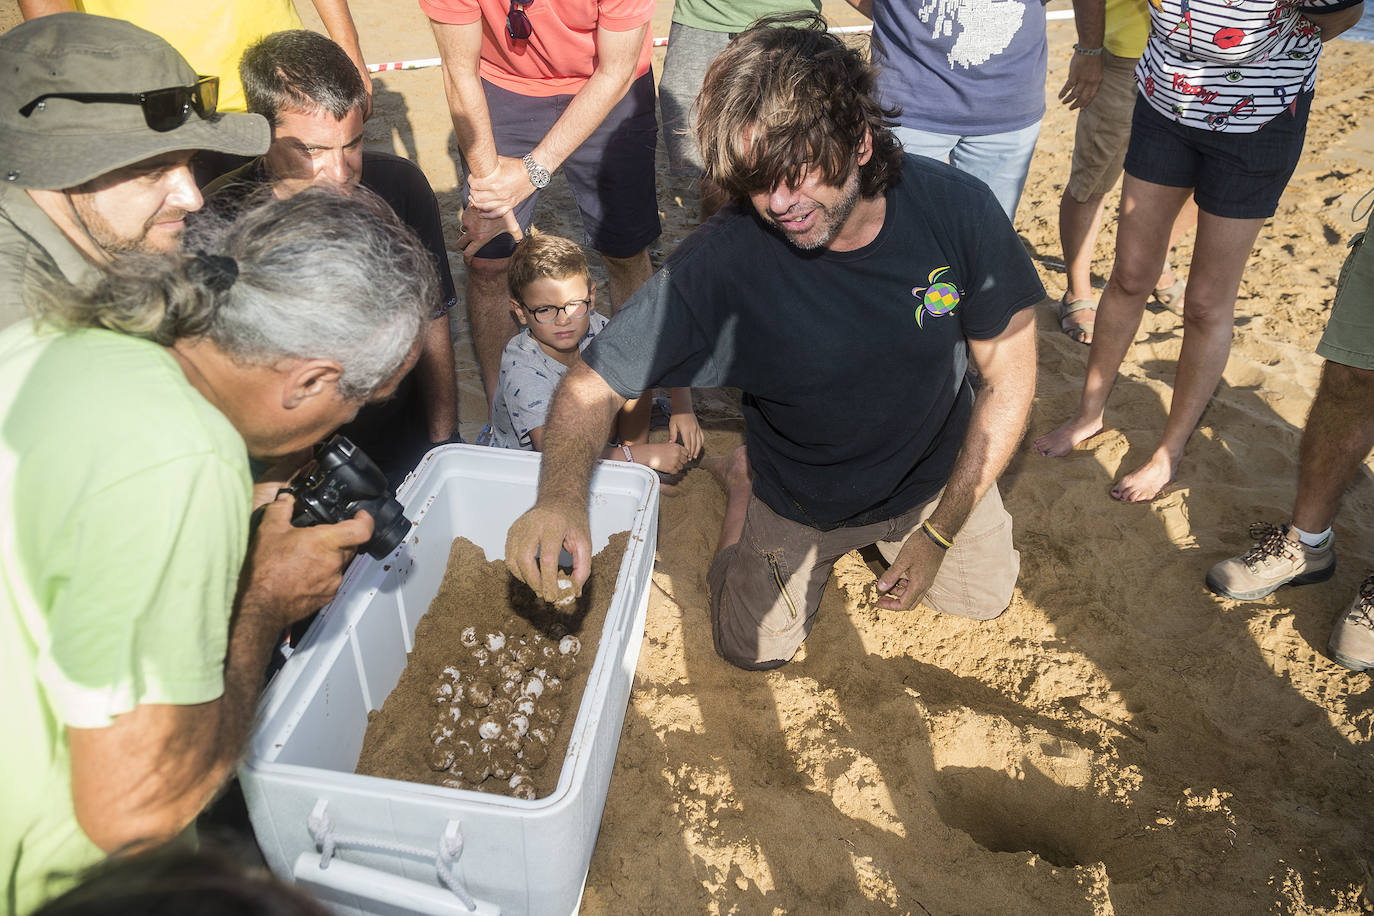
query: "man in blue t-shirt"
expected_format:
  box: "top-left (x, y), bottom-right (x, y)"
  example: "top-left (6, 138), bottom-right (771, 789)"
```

top-left (848, 0), bottom-right (1099, 223)
top-left (505, 15), bottom-right (1044, 670)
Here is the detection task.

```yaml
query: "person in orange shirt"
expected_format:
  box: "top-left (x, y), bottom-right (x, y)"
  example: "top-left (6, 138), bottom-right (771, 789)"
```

top-left (424, 0), bottom-right (702, 461)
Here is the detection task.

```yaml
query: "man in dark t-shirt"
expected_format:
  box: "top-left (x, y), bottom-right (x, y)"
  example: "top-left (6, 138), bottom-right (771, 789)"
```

top-left (506, 15), bottom-right (1044, 670)
top-left (206, 29), bottom-right (459, 485)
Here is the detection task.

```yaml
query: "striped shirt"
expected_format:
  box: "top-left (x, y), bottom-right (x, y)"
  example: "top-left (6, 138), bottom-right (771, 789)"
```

top-left (1135, 0), bottom-right (1360, 132)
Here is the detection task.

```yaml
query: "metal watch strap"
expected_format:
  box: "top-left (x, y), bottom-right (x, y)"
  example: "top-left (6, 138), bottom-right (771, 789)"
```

top-left (522, 153), bottom-right (551, 189)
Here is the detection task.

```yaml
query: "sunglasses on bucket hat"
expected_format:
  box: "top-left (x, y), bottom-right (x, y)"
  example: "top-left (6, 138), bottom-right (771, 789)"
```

top-left (18, 75), bottom-right (219, 133)
top-left (507, 0), bottom-right (535, 40)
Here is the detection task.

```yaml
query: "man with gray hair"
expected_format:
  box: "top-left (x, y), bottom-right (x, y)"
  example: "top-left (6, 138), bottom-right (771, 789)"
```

top-left (0, 187), bottom-right (436, 914)
top-left (0, 13), bottom-right (269, 330)
top-left (209, 29), bottom-right (461, 481)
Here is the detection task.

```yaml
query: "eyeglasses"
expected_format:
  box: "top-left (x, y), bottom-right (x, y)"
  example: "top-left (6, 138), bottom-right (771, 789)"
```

top-left (506, 0), bottom-right (535, 40)
top-left (18, 75), bottom-right (219, 133)
top-left (521, 297), bottom-right (590, 324)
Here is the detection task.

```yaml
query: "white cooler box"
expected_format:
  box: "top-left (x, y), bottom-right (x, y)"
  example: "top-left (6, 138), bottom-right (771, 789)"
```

top-left (238, 445), bottom-right (659, 916)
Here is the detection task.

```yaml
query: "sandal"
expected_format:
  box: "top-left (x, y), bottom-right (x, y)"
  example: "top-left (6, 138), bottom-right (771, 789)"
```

top-left (1058, 294), bottom-right (1096, 345)
top-left (1152, 277), bottom-right (1185, 315)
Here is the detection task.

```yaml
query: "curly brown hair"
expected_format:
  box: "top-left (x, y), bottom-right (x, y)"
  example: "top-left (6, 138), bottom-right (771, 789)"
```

top-left (694, 12), bottom-right (903, 203)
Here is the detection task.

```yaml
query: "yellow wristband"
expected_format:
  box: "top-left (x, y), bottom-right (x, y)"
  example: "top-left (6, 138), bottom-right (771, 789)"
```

top-left (921, 519), bottom-right (954, 550)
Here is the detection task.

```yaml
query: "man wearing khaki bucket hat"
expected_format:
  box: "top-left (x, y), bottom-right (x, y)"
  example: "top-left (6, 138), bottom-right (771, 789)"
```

top-left (0, 13), bottom-right (269, 329)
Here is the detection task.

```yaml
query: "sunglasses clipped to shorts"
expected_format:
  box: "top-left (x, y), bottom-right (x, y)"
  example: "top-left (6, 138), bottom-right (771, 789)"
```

top-left (18, 75), bottom-right (219, 132)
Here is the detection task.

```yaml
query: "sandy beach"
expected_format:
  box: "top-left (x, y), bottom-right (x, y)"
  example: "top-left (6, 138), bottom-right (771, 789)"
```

top-left (3, 0), bottom-right (1371, 911)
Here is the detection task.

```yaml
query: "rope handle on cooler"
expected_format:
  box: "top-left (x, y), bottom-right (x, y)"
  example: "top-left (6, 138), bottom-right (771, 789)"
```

top-left (307, 799), bottom-right (478, 911)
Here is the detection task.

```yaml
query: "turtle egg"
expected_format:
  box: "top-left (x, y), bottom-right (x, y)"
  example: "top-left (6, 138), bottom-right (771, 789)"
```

top-left (529, 725), bottom-right (555, 746)
top-left (508, 773), bottom-right (537, 800)
top-left (521, 740), bottom-right (548, 769)
top-left (514, 646), bottom-right (537, 669)
top-left (499, 678), bottom-right (522, 700)
top-left (442, 665), bottom-right (462, 682)
top-left (558, 636), bottom-right (581, 657)
top-left (543, 675), bottom-right (564, 697)
top-left (488, 697), bottom-right (515, 719)
top-left (428, 746), bottom-right (456, 771)
top-left (459, 626), bottom-right (479, 648)
top-left (537, 704), bottom-right (563, 726)
top-left (470, 647), bottom-right (490, 667)
top-left (522, 676), bottom-right (545, 699)
top-left (506, 714), bottom-right (529, 737)
top-left (464, 681), bottom-right (493, 708)
top-left (477, 717), bottom-right (503, 740)
top-left (457, 714), bottom-right (478, 733)
top-left (499, 663), bottom-right (524, 683)
top-left (429, 725), bottom-right (453, 746)
top-left (485, 631), bottom-right (506, 652)
top-left (516, 697), bottom-right (536, 716)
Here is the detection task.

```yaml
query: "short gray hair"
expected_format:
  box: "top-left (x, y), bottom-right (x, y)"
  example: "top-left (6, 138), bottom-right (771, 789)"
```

top-left (39, 187), bottom-right (437, 400)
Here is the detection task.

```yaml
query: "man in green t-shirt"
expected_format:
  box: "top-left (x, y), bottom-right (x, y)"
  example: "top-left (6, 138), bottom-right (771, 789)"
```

top-left (0, 185), bottom-right (438, 916)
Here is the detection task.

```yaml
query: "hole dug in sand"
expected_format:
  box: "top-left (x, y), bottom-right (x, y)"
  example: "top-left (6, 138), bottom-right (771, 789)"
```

top-left (925, 711), bottom-right (1159, 881)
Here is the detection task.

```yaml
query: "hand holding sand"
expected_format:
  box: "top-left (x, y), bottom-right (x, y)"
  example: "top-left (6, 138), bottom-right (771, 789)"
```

top-left (505, 502), bottom-right (592, 604)
top-left (874, 525), bottom-right (947, 611)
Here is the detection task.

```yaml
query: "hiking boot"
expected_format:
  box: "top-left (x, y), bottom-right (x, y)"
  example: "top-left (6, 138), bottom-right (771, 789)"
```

top-left (1328, 574), bottom-right (1374, 672)
top-left (1205, 522), bottom-right (1335, 601)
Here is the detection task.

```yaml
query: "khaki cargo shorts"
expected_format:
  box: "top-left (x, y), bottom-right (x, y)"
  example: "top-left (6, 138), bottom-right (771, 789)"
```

top-left (706, 486), bottom-right (1020, 670)
top-left (1066, 51), bottom-right (1140, 203)
top-left (1317, 205), bottom-right (1374, 371)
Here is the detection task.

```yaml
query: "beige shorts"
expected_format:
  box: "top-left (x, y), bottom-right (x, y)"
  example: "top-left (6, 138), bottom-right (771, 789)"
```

top-left (1066, 51), bottom-right (1141, 203)
top-left (707, 486), bottom-right (1020, 670)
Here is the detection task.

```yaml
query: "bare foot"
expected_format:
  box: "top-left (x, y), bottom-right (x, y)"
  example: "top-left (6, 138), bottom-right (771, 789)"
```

top-left (703, 445), bottom-right (750, 493)
top-left (1032, 416), bottom-right (1104, 457)
top-left (1110, 452), bottom-right (1177, 502)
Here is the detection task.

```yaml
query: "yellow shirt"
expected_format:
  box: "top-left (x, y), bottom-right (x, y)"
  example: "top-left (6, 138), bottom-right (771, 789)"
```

top-left (1104, 0), bottom-right (1151, 58)
top-left (75, 0), bottom-right (304, 112)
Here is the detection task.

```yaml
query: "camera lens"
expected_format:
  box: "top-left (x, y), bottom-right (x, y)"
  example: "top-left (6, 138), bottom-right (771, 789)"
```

top-left (364, 496), bottom-right (412, 558)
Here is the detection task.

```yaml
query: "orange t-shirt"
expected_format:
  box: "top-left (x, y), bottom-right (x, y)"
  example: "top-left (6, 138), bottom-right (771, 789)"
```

top-left (420, 0), bottom-right (654, 97)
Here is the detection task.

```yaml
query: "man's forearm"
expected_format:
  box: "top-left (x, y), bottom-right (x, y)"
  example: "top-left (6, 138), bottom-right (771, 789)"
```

top-left (1071, 0), bottom-right (1105, 47)
top-left (536, 365), bottom-right (626, 508)
top-left (433, 21), bottom-right (500, 177)
top-left (417, 314), bottom-right (459, 441)
top-left (1306, 3), bottom-right (1364, 40)
top-left (927, 316), bottom-right (1037, 538)
top-left (530, 24), bottom-right (647, 172)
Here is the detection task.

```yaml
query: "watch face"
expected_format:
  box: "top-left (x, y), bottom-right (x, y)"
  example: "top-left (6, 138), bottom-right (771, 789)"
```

top-left (524, 155), bottom-right (550, 188)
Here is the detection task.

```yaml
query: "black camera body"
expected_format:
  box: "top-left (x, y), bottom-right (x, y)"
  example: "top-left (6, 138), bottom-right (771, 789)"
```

top-left (287, 435), bottom-right (411, 559)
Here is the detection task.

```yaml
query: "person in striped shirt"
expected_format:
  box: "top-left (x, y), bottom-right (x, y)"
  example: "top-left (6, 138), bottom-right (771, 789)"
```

top-left (1034, 0), bottom-right (1364, 501)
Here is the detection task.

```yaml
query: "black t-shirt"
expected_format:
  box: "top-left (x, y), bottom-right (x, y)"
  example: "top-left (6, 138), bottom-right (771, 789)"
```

top-left (583, 154), bottom-right (1045, 530)
top-left (206, 151), bottom-right (457, 484)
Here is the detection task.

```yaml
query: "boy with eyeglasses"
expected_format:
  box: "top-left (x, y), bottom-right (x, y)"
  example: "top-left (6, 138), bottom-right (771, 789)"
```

top-left (489, 234), bottom-right (694, 475)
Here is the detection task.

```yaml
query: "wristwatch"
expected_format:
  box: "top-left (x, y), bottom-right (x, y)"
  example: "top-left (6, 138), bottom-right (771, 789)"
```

top-left (522, 153), bottom-right (551, 189)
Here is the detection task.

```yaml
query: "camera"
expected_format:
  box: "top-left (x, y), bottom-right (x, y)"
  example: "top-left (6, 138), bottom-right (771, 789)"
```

top-left (286, 435), bottom-right (411, 559)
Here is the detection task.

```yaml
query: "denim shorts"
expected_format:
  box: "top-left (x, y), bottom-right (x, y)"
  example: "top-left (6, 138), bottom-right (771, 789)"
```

top-left (1123, 91), bottom-right (1312, 220)
top-left (466, 73), bottom-right (661, 260)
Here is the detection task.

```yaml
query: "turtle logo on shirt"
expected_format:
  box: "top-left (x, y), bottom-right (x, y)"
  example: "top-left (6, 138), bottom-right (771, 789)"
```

top-left (912, 267), bottom-right (961, 329)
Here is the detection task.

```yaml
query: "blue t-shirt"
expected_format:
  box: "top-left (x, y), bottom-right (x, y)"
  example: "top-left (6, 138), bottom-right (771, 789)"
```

top-left (871, 0), bottom-right (1048, 136)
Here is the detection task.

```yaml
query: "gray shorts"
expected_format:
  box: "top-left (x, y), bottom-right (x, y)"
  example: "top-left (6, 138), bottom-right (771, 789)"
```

top-left (1317, 205), bottom-right (1374, 370)
top-left (707, 486), bottom-right (1020, 670)
top-left (658, 21), bottom-right (733, 178)
top-left (465, 74), bottom-right (660, 260)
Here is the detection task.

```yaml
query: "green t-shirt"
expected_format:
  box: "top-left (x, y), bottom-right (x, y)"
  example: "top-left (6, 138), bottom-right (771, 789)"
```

top-left (670, 0), bottom-right (822, 33)
top-left (0, 324), bottom-right (252, 915)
